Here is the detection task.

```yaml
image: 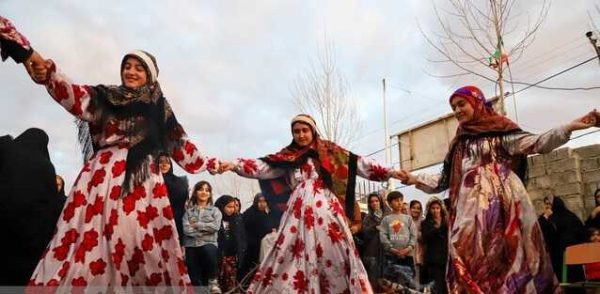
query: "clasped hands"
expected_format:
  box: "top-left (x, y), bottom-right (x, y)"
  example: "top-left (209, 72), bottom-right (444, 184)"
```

top-left (23, 50), bottom-right (52, 83)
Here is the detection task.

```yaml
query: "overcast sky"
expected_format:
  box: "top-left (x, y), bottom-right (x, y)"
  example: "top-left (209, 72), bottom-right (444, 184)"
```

top-left (1, 0), bottom-right (599, 209)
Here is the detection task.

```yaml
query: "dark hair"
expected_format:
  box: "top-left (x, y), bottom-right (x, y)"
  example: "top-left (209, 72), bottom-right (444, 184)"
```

top-left (386, 191), bottom-right (404, 204)
top-left (190, 180), bottom-right (212, 206)
top-left (409, 200), bottom-right (422, 210)
top-left (425, 198), bottom-right (448, 227)
top-left (595, 188), bottom-right (600, 206)
top-left (588, 227), bottom-right (600, 241)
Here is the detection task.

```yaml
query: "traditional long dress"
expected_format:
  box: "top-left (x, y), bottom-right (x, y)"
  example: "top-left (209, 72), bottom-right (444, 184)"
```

top-left (233, 156), bottom-right (394, 294)
top-left (416, 127), bottom-right (567, 293)
top-left (26, 65), bottom-right (217, 290)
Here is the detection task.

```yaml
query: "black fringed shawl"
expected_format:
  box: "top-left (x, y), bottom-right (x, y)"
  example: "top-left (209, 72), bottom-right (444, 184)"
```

top-left (77, 82), bottom-right (182, 195)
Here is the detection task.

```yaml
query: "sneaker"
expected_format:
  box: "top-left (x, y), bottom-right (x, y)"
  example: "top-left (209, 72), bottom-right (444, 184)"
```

top-left (208, 279), bottom-right (222, 294)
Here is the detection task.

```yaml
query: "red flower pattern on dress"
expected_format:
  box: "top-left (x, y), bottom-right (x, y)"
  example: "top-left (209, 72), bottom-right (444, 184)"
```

top-left (109, 185), bottom-right (122, 200)
top-left (74, 229), bottom-right (99, 264)
top-left (303, 206), bottom-right (314, 230)
top-left (84, 196), bottom-right (104, 223)
top-left (261, 267), bottom-right (275, 287)
top-left (127, 247), bottom-right (146, 276)
top-left (312, 178), bottom-right (324, 195)
top-left (315, 243), bottom-right (323, 259)
top-left (184, 157), bottom-right (204, 172)
top-left (328, 199), bottom-right (344, 217)
top-left (239, 158), bottom-right (258, 174)
top-left (146, 273), bottom-right (163, 286)
top-left (153, 225), bottom-right (173, 243)
top-left (89, 258), bottom-right (107, 276)
top-left (112, 238), bottom-right (125, 270)
top-left (275, 234), bottom-right (285, 249)
top-left (52, 81), bottom-right (68, 101)
top-left (290, 238), bottom-right (305, 260)
top-left (319, 272), bottom-right (331, 294)
top-left (368, 164), bottom-right (389, 181)
top-left (327, 222), bottom-right (344, 244)
top-left (292, 197), bottom-right (303, 219)
top-left (103, 209), bottom-right (119, 239)
top-left (207, 158), bottom-right (217, 172)
top-left (152, 182), bottom-right (168, 199)
top-left (63, 191), bottom-right (87, 222)
top-left (292, 270), bottom-right (308, 293)
top-left (111, 160), bottom-right (126, 178)
top-left (162, 205), bottom-right (174, 220)
top-left (99, 151), bottom-right (113, 164)
top-left (172, 149), bottom-right (184, 162)
top-left (70, 85), bottom-right (86, 116)
top-left (161, 249), bottom-right (170, 262)
top-left (71, 276), bottom-right (87, 286)
top-left (142, 234), bottom-right (154, 251)
top-left (58, 262), bottom-right (70, 278)
top-left (87, 168), bottom-right (106, 193)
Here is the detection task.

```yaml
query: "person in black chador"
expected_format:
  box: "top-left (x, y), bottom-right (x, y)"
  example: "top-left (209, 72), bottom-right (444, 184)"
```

top-left (157, 152), bottom-right (189, 246)
top-left (0, 128), bottom-right (65, 285)
top-left (239, 193), bottom-right (276, 285)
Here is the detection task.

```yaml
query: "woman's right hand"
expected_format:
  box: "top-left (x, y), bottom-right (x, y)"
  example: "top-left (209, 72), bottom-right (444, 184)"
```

top-left (566, 110), bottom-right (598, 131)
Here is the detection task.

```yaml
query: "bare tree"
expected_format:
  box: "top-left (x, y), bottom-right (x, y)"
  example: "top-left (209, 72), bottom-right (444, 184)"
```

top-left (422, 0), bottom-right (550, 114)
top-left (291, 39), bottom-right (361, 147)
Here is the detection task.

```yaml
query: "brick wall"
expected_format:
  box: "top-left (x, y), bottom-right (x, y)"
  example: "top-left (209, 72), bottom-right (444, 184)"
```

top-left (527, 144), bottom-right (600, 220)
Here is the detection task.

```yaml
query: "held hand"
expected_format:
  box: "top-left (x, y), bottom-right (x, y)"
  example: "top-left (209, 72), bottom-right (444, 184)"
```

top-left (218, 161), bottom-right (235, 174)
top-left (567, 110), bottom-right (597, 132)
top-left (397, 170), bottom-right (418, 186)
top-left (24, 51), bottom-right (51, 83)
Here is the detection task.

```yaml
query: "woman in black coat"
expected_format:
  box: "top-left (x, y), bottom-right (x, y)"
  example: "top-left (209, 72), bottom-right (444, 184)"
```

top-left (240, 193), bottom-right (276, 284)
top-left (548, 196), bottom-right (586, 283)
top-left (157, 152), bottom-right (189, 246)
top-left (420, 197), bottom-right (449, 294)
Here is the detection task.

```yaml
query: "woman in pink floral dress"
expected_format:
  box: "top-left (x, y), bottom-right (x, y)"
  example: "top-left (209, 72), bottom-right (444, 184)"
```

top-left (222, 114), bottom-right (402, 293)
top-left (2, 16), bottom-right (219, 291)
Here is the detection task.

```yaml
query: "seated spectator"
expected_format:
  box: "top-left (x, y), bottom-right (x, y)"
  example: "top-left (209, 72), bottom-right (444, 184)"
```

top-left (240, 193), bottom-right (276, 285)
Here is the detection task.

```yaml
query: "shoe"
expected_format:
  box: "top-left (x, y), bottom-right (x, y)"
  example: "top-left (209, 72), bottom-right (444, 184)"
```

top-left (208, 279), bottom-right (222, 294)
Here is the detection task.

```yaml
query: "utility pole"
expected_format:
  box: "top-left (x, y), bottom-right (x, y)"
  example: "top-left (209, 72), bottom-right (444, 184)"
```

top-left (382, 79), bottom-right (394, 190)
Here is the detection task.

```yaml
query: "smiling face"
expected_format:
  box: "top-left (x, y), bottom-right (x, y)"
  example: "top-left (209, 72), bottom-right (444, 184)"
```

top-left (292, 122), bottom-right (314, 147)
top-left (194, 183), bottom-right (212, 205)
top-left (121, 57), bottom-right (148, 89)
top-left (450, 96), bottom-right (475, 124)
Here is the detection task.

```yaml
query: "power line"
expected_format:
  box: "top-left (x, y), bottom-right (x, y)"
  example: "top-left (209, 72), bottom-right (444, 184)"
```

top-left (509, 55), bottom-right (599, 96)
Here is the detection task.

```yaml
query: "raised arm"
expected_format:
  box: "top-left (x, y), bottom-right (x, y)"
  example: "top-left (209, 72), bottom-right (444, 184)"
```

top-left (164, 99), bottom-right (219, 174)
top-left (38, 61), bottom-right (96, 121)
top-left (229, 158), bottom-right (287, 180)
top-left (356, 156), bottom-right (397, 181)
top-left (503, 111), bottom-right (597, 155)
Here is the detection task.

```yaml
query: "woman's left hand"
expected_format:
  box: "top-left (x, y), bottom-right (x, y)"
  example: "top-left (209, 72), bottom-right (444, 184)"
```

top-left (567, 110), bottom-right (598, 131)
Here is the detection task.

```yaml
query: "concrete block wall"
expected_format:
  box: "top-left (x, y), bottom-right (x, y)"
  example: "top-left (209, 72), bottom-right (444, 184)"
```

top-left (527, 144), bottom-right (600, 220)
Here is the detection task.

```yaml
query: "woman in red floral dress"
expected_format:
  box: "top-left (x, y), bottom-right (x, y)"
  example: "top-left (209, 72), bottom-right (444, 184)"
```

top-left (221, 114), bottom-right (402, 293)
top-left (2, 17), bottom-right (219, 290)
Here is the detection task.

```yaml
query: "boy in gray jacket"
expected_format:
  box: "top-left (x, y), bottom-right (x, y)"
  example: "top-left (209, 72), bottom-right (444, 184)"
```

top-left (379, 191), bottom-right (417, 287)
